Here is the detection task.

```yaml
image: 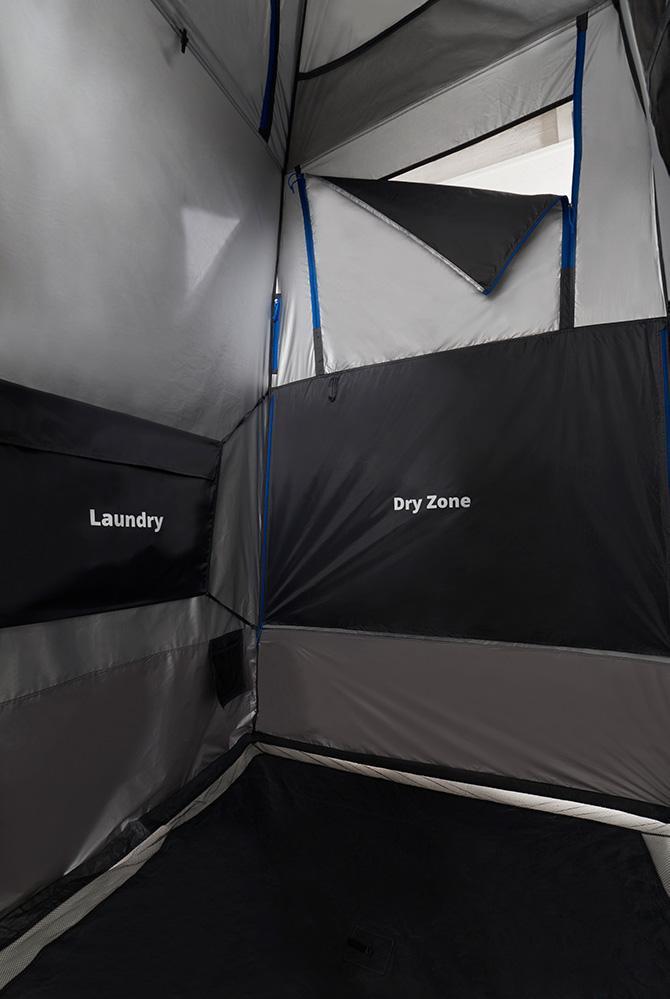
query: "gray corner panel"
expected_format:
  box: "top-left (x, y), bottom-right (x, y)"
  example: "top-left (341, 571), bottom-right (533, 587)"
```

top-left (258, 626), bottom-right (670, 809)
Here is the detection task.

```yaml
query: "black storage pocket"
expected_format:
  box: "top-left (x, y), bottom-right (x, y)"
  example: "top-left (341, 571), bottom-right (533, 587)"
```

top-left (209, 630), bottom-right (246, 708)
top-left (0, 379), bottom-right (221, 627)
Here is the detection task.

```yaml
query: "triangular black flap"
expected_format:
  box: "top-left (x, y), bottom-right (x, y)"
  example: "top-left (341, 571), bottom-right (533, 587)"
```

top-left (323, 176), bottom-right (561, 294)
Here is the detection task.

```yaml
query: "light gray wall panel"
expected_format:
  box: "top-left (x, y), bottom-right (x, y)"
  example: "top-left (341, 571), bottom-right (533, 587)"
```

top-left (576, 4), bottom-right (666, 324)
top-left (0, 0), bottom-right (279, 438)
top-left (158, 0), bottom-right (303, 164)
top-left (210, 401), bottom-right (266, 625)
top-left (258, 627), bottom-right (670, 809)
top-left (276, 181), bottom-right (316, 384)
top-left (277, 175), bottom-right (561, 383)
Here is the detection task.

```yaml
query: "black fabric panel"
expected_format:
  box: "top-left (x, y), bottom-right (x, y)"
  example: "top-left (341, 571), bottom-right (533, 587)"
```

top-left (7, 756), bottom-right (670, 998)
top-left (323, 176), bottom-right (559, 291)
top-left (650, 13), bottom-right (670, 169)
top-left (559, 263), bottom-right (575, 328)
top-left (267, 319), bottom-right (670, 655)
top-left (209, 630), bottom-right (246, 708)
top-left (0, 381), bottom-right (220, 627)
top-left (0, 378), bottom-right (220, 479)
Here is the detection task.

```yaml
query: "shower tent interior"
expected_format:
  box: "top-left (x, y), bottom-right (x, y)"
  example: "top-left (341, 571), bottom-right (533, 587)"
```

top-left (1, 1), bottom-right (670, 995)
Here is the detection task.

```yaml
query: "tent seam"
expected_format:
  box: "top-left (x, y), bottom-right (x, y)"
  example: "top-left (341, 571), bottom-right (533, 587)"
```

top-left (0, 637), bottom-right (217, 711)
top-left (147, 0), bottom-right (282, 169)
top-left (297, 0), bottom-right (442, 79)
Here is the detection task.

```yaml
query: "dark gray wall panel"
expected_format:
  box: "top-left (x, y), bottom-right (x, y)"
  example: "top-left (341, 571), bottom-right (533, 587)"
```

top-left (0, 628), bottom-right (255, 914)
top-left (0, 596), bottom-right (226, 706)
top-left (258, 626), bottom-right (670, 810)
top-left (291, 0), bottom-right (599, 166)
top-left (304, 17), bottom-right (574, 180)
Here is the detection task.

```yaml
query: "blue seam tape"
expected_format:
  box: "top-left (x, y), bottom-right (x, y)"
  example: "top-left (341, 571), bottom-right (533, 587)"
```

top-left (569, 21), bottom-right (587, 269)
top-left (271, 294), bottom-right (281, 374)
top-left (296, 172), bottom-right (322, 332)
top-left (484, 197), bottom-right (562, 296)
top-left (259, 0), bottom-right (280, 140)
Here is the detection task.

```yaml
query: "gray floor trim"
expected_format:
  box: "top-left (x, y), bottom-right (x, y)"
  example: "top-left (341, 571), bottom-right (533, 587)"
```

top-left (5, 738), bottom-right (668, 991)
top-left (0, 745), bottom-right (261, 991)
top-left (258, 743), bottom-right (670, 837)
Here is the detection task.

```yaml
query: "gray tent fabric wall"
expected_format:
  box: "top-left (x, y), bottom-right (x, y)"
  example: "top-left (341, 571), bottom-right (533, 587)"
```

top-left (290, 0), bottom-right (603, 171)
top-left (153, 0), bottom-right (303, 164)
top-left (575, 3), bottom-right (666, 324)
top-left (0, 0), bottom-right (284, 913)
top-left (299, 1), bottom-right (425, 74)
top-left (263, 0), bottom-right (670, 812)
top-left (1, 0), bottom-right (670, 987)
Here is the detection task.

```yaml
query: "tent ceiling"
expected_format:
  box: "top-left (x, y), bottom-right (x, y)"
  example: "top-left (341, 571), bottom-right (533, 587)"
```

top-left (300, 0), bottom-right (426, 74)
top-left (291, 0), bottom-right (604, 167)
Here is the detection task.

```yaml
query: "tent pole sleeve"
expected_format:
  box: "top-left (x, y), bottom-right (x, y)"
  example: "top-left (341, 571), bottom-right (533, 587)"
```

top-left (259, 0), bottom-right (280, 140)
top-left (257, 393), bottom-right (276, 642)
top-left (271, 293), bottom-right (282, 374)
top-left (560, 196), bottom-right (575, 327)
top-left (570, 14), bottom-right (588, 211)
top-left (660, 329), bottom-right (670, 488)
top-left (561, 13), bottom-right (588, 327)
top-left (296, 170), bottom-right (325, 375)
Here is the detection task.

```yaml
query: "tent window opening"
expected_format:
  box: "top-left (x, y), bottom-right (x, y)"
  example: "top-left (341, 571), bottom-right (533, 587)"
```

top-left (394, 102), bottom-right (574, 197)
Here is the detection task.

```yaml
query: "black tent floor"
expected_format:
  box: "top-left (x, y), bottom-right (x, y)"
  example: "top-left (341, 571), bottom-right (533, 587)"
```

top-left (7, 755), bottom-right (670, 998)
